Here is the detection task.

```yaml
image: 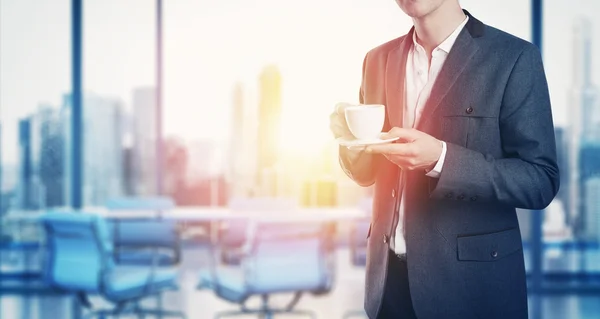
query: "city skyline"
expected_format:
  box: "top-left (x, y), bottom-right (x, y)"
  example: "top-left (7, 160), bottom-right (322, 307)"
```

top-left (2, 1), bottom-right (600, 211)
top-left (1, 0), bottom-right (540, 165)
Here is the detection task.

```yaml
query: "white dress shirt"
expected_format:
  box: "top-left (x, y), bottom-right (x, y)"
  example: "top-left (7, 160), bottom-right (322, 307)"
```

top-left (392, 16), bottom-right (469, 254)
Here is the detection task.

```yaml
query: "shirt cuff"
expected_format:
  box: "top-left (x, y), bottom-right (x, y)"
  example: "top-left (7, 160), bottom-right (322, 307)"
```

top-left (425, 141), bottom-right (446, 178)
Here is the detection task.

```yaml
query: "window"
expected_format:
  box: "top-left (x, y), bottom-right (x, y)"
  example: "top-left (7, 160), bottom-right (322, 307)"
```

top-left (543, 0), bottom-right (600, 274)
top-left (81, 0), bottom-right (156, 205)
top-left (0, 0), bottom-right (71, 280)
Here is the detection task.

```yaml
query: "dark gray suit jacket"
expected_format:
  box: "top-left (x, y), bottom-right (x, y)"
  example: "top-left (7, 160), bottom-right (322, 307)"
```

top-left (340, 11), bottom-right (559, 319)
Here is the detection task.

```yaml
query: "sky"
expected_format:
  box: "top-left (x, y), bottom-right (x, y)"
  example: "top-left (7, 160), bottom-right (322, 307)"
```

top-left (1, 0), bottom-right (599, 166)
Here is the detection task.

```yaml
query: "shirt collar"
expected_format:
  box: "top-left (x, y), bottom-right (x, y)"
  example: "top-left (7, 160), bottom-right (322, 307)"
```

top-left (412, 15), bottom-right (469, 54)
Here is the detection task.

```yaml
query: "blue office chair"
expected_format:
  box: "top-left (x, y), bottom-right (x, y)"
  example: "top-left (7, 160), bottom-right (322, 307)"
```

top-left (199, 221), bottom-right (335, 319)
top-left (42, 211), bottom-right (186, 318)
top-left (105, 197), bottom-right (181, 266)
top-left (218, 197), bottom-right (298, 265)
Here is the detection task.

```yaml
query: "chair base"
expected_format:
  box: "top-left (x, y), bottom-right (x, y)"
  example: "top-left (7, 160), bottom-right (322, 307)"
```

top-left (214, 309), bottom-right (316, 319)
top-left (77, 292), bottom-right (186, 319)
top-left (342, 309), bottom-right (367, 319)
top-left (215, 293), bottom-right (316, 319)
top-left (84, 308), bottom-right (187, 319)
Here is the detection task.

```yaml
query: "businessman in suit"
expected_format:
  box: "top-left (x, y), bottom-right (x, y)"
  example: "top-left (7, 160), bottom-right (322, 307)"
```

top-left (331, 1), bottom-right (559, 318)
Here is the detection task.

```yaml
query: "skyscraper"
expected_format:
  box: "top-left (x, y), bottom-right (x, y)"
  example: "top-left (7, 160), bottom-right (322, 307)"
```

top-left (581, 143), bottom-right (600, 239)
top-left (132, 87), bottom-right (158, 196)
top-left (62, 94), bottom-right (125, 206)
top-left (584, 177), bottom-right (600, 241)
top-left (568, 18), bottom-right (599, 234)
top-left (16, 118), bottom-right (33, 209)
top-left (554, 128), bottom-right (569, 206)
top-left (257, 65), bottom-right (282, 196)
top-left (16, 105), bottom-right (65, 209)
top-left (228, 82), bottom-right (247, 197)
top-left (35, 105), bottom-right (64, 208)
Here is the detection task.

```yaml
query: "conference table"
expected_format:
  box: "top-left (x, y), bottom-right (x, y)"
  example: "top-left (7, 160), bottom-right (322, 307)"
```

top-left (3, 206), bottom-right (367, 224)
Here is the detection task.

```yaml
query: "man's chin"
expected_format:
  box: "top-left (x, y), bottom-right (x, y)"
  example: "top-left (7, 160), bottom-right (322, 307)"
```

top-left (400, 7), bottom-right (433, 19)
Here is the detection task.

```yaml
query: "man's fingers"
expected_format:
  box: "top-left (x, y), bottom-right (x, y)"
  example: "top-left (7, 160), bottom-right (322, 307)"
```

top-left (335, 102), bottom-right (353, 115)
top-left (366, 142), bottom-right (412, 155)
top-left (381, 127), bottom-right (420, 141)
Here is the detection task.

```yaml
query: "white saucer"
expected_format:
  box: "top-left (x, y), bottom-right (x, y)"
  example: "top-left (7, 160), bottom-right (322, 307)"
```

top-left (336, 134), bottom-right (400, 147)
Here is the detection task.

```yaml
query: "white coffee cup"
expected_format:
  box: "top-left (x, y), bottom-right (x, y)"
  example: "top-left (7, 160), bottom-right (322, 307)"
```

top-left (344, 104), bottom-right (385, 140)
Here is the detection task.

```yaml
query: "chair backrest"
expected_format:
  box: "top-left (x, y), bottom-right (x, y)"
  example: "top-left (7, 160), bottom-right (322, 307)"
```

top-left (105, 196), bottom-right (175, 211)
top-left (105, 196), bottom-right (179, 249)
top-left (221, 197), bottom-right (298, 247)
top-left (43, 212), bottom-right (113, 293)
top-left (111, 219), bottom-right (179, 248)
top-left (243, 222), bottom-right (332, 294)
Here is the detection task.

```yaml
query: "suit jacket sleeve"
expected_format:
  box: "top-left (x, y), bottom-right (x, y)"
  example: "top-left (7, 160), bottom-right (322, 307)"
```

top-left (339, 53), bottom-right (383, 187)
top-left (429, 45), bottom-right (560, 210)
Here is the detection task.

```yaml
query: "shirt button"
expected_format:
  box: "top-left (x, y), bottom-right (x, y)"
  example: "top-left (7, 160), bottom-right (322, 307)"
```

top-left (392, 189), bottom-right (396, 198)
top-left (491, 251), bottom-right (498, 258)
top-left (466, 107), bottom-right (474, 114)
top-left (383, 235), bottom-right (389, 244)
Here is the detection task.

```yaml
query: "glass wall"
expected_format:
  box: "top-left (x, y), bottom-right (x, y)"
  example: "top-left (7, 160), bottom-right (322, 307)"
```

top-left (161, 0), bottom-right (411, 207)
top-left (80, 0), bottom-right (156, 206)
top-left (0, 0), bottom-right (71, 275)
top-left (542, 0), bottom-right (600, 274)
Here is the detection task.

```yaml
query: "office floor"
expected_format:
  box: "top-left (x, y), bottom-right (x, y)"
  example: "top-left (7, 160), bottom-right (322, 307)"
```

top-left (1, 248), bottom-right (600, 319)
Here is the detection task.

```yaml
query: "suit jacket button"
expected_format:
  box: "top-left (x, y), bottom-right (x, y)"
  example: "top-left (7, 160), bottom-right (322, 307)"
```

top-left (470, 195), bottom-right (478, 201)
top-left (466, 107), bottom-right (474, 114)
top-left (445, 192), bottom-right (454, 199)
top-left (392, 189), bottom-right (396, 198)
top-left (491, 251), bottom-right (498, 258)
top-left (457, 194), bottom-right (466, 200)
top-left (383, 235), bottom-right (389, 244)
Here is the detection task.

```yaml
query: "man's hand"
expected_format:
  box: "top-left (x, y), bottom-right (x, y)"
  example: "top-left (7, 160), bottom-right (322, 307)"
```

top-left (329, 102), bottom-right (353, 139)
top-left (365, 127), bottom-right (443, 171)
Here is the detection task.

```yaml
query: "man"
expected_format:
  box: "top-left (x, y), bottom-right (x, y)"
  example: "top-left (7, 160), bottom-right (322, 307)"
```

top-left (330, 1), bottom-right (559, 318)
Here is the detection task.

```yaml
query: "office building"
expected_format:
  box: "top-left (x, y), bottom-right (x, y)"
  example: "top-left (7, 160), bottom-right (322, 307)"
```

top-left (16, 119), bottom-right (33, 209)
top-left (554, 127), bottom-right (569, 213)
top-left (132, 87), bottom-right (158, 196)
top-left (228, 82), bottom-right (255, 197)
top-left (62, 94), bottom-right (125, 206)
top-left (568, 18), bottom-right (599, 233)
top-left (584, 177), bottom-right (600, 241)
top-left (35, 105), bottom-right (65, 208)
top-left (256, 65), bottom-right (282, 196)
top-left (163, 137), bottom-right (188, 197)
top-left (15, 105), bottom-right (65, 210)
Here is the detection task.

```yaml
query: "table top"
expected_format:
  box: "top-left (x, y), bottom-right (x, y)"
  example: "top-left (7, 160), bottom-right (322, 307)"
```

top-left (3, 206), bottom-right (368, 223)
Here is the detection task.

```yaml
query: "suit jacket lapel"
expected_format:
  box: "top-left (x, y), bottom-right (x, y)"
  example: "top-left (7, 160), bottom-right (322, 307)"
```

top-left (385, 28), bottom-right (414, 128)
top-left (416, 13), bottom-right (482, 131)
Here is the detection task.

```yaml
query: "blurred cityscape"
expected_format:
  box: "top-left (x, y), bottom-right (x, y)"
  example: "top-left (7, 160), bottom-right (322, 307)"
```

top-left (4, 16), bottom-right (600, 248)
top-left (2, 1), bottom-right (600, 318)
top-left (2, 63), bottom-right (365, 213)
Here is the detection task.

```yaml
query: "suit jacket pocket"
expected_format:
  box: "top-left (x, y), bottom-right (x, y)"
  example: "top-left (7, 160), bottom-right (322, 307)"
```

top-left (441, 116), bottom-right (470, 147)
top-left (457, 228), bottom-right (522, 262)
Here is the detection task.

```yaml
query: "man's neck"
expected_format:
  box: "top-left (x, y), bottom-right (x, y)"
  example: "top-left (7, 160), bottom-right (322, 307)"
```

top-left (412, 2), bottom-right (466, 55)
